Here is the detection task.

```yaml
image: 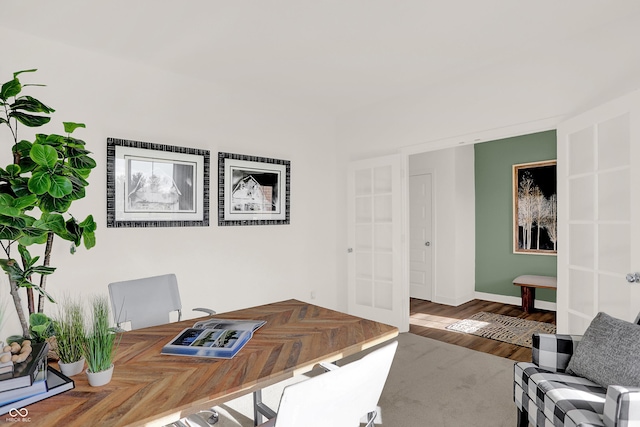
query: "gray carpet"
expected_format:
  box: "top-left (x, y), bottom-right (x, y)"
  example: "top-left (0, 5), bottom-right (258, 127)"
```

top-left (209, 333), bottom-right (517, 426)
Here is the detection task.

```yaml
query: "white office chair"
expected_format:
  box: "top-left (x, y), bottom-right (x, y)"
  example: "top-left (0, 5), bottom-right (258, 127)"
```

top-left (108, 273), bottom-right (215, 331)
top-left (107, 273), bottom-right (219, 426)
top-left (257, 340), bottom-right (398, 427)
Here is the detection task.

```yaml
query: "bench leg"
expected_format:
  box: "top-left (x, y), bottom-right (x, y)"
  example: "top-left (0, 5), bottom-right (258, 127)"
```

top-left (517, 408), bottom-right (529, 427)
top-left (520, 287), bottom-right (535, 313)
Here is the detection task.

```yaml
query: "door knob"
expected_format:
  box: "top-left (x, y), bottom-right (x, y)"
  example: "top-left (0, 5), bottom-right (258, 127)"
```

top-left (425, 242), bottom-right (431, 247)
top-left (626, 272), bottom-right (640, 283)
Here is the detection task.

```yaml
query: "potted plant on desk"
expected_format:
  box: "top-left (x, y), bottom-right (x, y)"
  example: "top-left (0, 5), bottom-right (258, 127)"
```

top-left (82, 295), bottom-right (119, 386)
top-left (53, 295), bottom-right (85, 376)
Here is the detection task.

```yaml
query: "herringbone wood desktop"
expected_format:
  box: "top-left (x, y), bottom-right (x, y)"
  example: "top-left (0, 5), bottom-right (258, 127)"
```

top-left (23, 299), bottom-right (398, 427)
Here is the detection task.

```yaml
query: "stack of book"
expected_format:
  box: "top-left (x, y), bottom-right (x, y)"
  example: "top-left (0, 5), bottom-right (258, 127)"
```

top-left (0, 342), bottom-right (74, 415)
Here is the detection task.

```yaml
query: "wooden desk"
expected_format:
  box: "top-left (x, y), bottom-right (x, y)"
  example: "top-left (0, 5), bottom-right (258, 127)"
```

top-left (24, 299), bottom-right (398, 426)
top-left (513, 275), bottom-right (557, 313)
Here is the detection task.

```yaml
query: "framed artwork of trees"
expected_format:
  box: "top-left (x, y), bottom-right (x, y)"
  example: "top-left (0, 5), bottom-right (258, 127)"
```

top-left (513, 160), bottom-right (557, 255)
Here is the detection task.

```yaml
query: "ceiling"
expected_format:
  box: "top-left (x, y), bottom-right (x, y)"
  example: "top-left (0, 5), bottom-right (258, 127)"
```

top-left (3, 1), bottom-right (640, 116)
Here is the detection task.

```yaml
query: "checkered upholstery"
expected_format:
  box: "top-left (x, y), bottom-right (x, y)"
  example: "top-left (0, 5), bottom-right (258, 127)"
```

top-left (532, 334), bottom-right (581, 373)
top-left (514, 333), bottom-right (640, 427)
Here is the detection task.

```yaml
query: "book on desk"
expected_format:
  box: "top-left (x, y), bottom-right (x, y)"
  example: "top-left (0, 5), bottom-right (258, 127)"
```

top-left (0, 342), bottom-right (48, 393)
top-left (0, 340), bottom-right (74, 415)
top-left (0, 367), bottom-right (74, 415)
top-left (161, 318), bottom-right (266, 358)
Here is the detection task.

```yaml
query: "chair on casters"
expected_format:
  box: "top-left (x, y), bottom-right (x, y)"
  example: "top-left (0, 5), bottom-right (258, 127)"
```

top-left (255, 340), bottom-right (398, 427)
top-left (107, 273), bottom-right (219, 426)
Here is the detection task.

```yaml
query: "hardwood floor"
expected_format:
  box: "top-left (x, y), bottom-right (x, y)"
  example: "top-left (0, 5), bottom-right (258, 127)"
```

top-left (409, 298), bottom-right (556, 362)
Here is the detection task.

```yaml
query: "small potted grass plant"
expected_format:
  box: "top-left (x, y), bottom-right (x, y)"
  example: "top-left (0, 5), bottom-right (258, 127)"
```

top-left (83, 295), bottom-right (120, 386)
top-left (53, 296), bottom-right (86, 376)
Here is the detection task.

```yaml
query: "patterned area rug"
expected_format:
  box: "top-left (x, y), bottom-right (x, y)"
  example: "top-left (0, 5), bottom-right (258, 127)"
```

top-left (445, 312), bottom-right (556, 348)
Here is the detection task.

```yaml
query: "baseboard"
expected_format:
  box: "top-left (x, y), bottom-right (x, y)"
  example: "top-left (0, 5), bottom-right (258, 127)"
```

top-left (432, 293), bottom-right (475, 307)
top-left (474, 291), bottom-right (557, 312)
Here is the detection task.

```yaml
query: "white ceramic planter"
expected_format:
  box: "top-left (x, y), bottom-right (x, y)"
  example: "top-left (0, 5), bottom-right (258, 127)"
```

top-left (86, 364), bottom-right (114, 387)
top-left (58, 357), bottom-right (85, 377)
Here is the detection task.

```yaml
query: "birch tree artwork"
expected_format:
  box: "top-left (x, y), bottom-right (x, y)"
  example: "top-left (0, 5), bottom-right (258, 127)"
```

top-left (513, 160), bottom-right (557, 254)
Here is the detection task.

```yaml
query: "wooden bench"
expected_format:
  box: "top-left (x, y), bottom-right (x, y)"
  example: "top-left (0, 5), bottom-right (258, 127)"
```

top-left (512, 275), bottom-right (557, 313)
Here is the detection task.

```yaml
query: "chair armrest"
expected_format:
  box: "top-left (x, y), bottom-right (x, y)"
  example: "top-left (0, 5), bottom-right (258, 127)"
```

top-left (318, 362), bottom-right (340, 372)
top-left (603, 385), bottom-right (640, 427)
top-left (532, 333), bottom-right (582, 372)
top-left (193, 308), bottom-right (216, 316)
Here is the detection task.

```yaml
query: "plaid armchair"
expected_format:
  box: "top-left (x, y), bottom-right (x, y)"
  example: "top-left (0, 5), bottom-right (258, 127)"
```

top-left (514, 333), bottom-right (640, 427)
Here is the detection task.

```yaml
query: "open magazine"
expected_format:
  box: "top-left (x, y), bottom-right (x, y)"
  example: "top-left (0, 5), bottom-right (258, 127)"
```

top-left (161, 318), bottom-right (266, 359)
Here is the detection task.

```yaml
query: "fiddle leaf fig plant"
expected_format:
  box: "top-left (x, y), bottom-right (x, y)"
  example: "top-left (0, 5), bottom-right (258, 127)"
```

top-left (0, 69), bottom-right (97, 338)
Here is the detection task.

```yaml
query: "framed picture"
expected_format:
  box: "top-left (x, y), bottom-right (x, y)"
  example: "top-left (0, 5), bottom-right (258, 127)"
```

top-left (107, 137), bottom-right (210, 227)
top-left (218, 152), bottom-right (290, 226)
top-left (513, 160), bottom-right (557, 254)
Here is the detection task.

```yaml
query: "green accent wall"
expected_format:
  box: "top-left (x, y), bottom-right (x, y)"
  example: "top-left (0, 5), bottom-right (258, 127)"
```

top-left (475, 130), bottom-right (557, 302)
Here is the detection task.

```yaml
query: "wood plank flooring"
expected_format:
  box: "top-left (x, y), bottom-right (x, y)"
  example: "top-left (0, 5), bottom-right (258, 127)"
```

top-left (409, 298), bottom-right (556, 362)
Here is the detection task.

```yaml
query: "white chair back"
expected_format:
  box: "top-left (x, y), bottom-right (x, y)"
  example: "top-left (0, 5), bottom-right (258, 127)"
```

top-left (271, 340), bottom-right (398, 427)
top-left (108, 273), bottom-right (182, 330)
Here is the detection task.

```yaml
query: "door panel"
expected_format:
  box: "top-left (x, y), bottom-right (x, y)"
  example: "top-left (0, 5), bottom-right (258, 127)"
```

top-left (409, 173), bottom-right (433, 300)
top-left (347, 155), bottom-right (407, 331)
top-left (557, 90), bottom-right (640, 334)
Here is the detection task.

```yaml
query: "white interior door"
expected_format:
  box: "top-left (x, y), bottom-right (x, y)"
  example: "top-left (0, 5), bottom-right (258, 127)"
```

top-left (557, 89), bottom-right (640, 334)
top-left (347, 154), bottom-right (408, 332)
top-left (409, 173), bottom-right (433, 300)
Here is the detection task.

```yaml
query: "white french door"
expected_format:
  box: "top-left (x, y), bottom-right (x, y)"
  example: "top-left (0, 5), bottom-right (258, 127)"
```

top-left (557, 89), bottom-right (640, 334)
top-left (347, 154), bottom-right (408, 331)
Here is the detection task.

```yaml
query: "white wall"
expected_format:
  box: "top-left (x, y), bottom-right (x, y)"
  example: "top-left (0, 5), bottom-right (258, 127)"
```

top-left (0, 29), bottom-right (339, 337)
top-left (408, 146), bottom-right (475, 306)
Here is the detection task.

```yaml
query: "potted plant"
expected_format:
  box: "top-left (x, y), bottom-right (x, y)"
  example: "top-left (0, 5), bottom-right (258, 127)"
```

top-left (0, 69), bottom-right (97, 338)
top-left (53, 296), bottom-right (85, 376)
top-left (82, 295), bottom-right (119, 386)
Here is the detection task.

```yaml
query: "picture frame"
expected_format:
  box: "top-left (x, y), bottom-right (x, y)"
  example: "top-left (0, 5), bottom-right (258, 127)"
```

top-left (107, 137), bottom-right (210, 227)
top-left (513, 160), bottom-right (557, 255)
top-left (218, 152), bottom-right (290, 226)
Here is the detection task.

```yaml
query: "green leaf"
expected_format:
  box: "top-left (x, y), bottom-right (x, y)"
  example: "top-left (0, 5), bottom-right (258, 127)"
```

top-left (28, 172), bottom-right (51, 195)
top-left (0, 204), bottom-right (21, 217)
top-left (83, 230), bottom-right (96, 250)
top-left (30, 144), bottom-right (58, 168)
top-left (9, 111), bottom-right (51, 127)
top-left (10, 96), bottom-right (55, 114)
top-left (0, 78), bottom-right (21, 100)
top-left (11, 180), bottom-right (31, 198)
top-left (48, 175), bottom-right (73, 198)
top-left (64, 146), bottom-right (91, 158)
top-left (0, 193), bottom-right (14, 205)
top-left (13, 194), bottom-right (37, 210)
top-left (63, 136), bottom-right (86, 148)
top-left (70, 155), bottom-right (97, 170)
top-left (0, 215), bottom-right (28, 229)
top-left (41, 133), bottom-right (66, 147)
top-left (34, 213), bottom-right (66, 234)
top-left (5, 164), bottom-right (21, 176)
top-left (38, 194), bottom-right (72, 213)
top-left (13, 69), bottom-right (38, 79)
top-left (65, 219), bottom-right (82, 246)
top-left (31, 265), bottom-right (56, 276)
top-left (0, 259), bottom-right (24, 282)
top-left (71, 168), bottom-right (91, 181)
top-left (18, 244), bottom-right (33, 266)
top-left (19, 230), bottom-right (49, 246)
top-left (68, 174), bottom-right (89, 189)
top-left (13, 139), bottom-right (32, 157)
top-left (0, 225), bottom-right (22, 240)
top-left (63, 122), bottom-right (85, 133)
top-left (79, 215), bottom-right (97, 232)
